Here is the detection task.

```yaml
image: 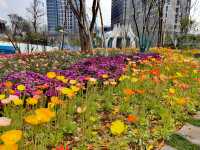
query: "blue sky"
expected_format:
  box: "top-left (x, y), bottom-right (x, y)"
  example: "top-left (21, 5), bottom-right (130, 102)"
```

top-left (0, 0), bottom-right (199, 26)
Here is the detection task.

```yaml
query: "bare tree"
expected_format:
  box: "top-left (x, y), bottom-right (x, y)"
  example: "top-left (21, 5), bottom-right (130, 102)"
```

top-left (157, 0), bottom-right (165, 47)
top-left (68, 0), bottom-right (100, 52)
top-left (131, 0), bottom-right (159, 52)
top-left (5, 14), bottom-right (31, 53)
top-left (27, 0), bottom-right (44, 33)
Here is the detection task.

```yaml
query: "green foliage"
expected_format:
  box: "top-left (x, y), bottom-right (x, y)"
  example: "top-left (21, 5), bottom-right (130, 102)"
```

top-left (166, 134), bottom-right (200, 150)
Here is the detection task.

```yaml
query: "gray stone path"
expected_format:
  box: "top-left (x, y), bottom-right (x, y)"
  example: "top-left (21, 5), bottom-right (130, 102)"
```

top-left (178, 123), bottom-right (200, 145)
top-left (160, 145), bottom-right (176, 150)
top-left (160, 112), bottom-right (200, 150)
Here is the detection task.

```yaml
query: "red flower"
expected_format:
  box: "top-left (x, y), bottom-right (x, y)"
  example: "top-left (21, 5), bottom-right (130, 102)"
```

top-left (127, 115), bottom-right (138, 123)
top-left (149, 69), bottom-right (160, 76)
top-left (55, 145), bottom-right (70, 150)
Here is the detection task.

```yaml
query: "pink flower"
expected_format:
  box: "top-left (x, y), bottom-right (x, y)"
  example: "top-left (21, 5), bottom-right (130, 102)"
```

top-left (0, 117), bottom-right (12, 127)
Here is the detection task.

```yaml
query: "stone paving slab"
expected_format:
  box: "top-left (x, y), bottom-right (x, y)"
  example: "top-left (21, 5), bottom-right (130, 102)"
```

top-left (160, 145), bottom-right (176, 150)
top-left (178, 123), bottom-right (200, 145)
top-left (193, 112), bottom-right (200, 120)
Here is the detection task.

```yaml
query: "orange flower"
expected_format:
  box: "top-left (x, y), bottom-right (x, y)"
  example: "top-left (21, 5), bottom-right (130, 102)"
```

top-left (33, 90), bottom-right (43, 95)
top-left (4, 81), bottom-right (13, 88)
top-left (123, 89), bottom-right (135, 96)
top-left (139, 74), bottom-right (146, 81)
top-left (134, 90), bottom-right (145, 94)
top-left (36, 84), bottom-right (49, 89)
top-left (127, 115), bottom-right (138, 123)
top-left (149, 69), bottom-right (160, 76)
top-left (8, 89), bottom-right (16, 95)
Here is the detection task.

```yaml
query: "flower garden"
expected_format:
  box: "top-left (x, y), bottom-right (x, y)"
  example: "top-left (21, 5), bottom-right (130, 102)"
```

top-left (0, 48), bottom-right (199, 150)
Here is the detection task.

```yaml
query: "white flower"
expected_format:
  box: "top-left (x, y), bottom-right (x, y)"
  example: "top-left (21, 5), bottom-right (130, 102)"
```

top-left (0, 117), bottom-right (12, 127)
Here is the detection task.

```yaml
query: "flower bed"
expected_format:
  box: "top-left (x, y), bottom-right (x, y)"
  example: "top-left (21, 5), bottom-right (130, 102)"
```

top-left (0, 49), bottom-right (199, 149)
top-left (0, 53), bottom-right (160, 97)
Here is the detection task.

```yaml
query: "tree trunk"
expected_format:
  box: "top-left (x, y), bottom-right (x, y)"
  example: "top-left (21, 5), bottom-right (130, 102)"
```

top-left (79, 28), bottom-right (92, 52)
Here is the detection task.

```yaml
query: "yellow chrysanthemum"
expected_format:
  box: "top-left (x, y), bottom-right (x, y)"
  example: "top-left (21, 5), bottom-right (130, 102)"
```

top-left (26, 98), bottom-right (38, 106)
top-left (17, 85), bottom-right (26, 91)
top-left (56, 75), bottom-right (65, 81)
top-left (0, 94), bottom-right (6, 100)
top-left (46, 72), bottom-right (56, 79)
top-left (0, 144), bottom-right (18, 150)
top-left (110, 120), bottom-right (126, 135)
top-left (0, 130), bottom-right (22, 145)
top-left (13, 99), bottom-right (23, 106)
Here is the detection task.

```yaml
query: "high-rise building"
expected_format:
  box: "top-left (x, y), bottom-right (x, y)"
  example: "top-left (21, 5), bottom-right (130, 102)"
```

top-left (46, 0), bottom-right (79, 34)
top-left (111, 0), bottom-right (128, 28)
top-left (111, 0), bottom-right (191, 34)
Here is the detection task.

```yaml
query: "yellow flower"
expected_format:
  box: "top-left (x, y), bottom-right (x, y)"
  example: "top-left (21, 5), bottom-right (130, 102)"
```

top-left (147, 145), bottom-right (154, 150)
top-left (69, 80), bottom-right (77, 85)
top-left (176, 98), bottom-right (187, 106)
top-left (35, 108), bottom-right (55, 123)
top-left (46, 72), bottom-right (56, 79)
top-left (62, 79), bottom-right (68, 84)
top-left (17, 85), bottom-right (25, 91)
top-left (71, 86), bottom-right (80, 92)
top-left (24, 108), bottom-right (55, 125)
top-left (50, 96), bottom-right (63, 105)
top-left (60, 87), bottom-right (75, 97)
top-left (26, 98), bottom-right (38, 106)
top-left (131, 77), bottom-right (138, 83)
top-left (88, 78), bottom-right (97, 84)
top-left (102, 74), bottom-right (109, 79)
top-left (24, 115), bottom-right (40, 125)
top-left (176, 72), bottom-right (183, 78)
top-left (56, 75), bottom-right (65, 81)
top-left (48, 103), bottom-right (55, 109)
top-left (0, 130), bottom-right (22, 145)
top-left (13, 99), bottom-right (23, 106)
top-left (168, 88), bottom-right (176, 95)
top-left (0, 94), bottom-right (6, 100)
top-left (110, 120), bottom-right (126, 135)
top-left (119, 75), bottom-right (129, 81)
top-left (0, 144), bottom-right (18, 150)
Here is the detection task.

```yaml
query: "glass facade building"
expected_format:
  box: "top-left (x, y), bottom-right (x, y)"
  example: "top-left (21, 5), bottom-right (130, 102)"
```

top-left (46, 0), bottom-right (79, 34)
top-left (111, 0), bottom-right (127, 28)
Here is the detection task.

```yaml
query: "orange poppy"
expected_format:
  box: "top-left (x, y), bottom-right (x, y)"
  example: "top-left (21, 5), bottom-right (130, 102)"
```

top-left (127, 115), bottom-right (138, 123)
top-left (4, 81), bottom-right (13, 88)
top-left (149, 69), bottom-right (160, 76)
top-left (134, 90), bottom-right (145, 94)
top-left (123, 89), bottom-right (135, 96)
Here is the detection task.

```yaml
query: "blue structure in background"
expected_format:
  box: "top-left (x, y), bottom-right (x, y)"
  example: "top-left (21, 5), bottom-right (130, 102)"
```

top-left (0, 45), bottom-right (15, 54)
